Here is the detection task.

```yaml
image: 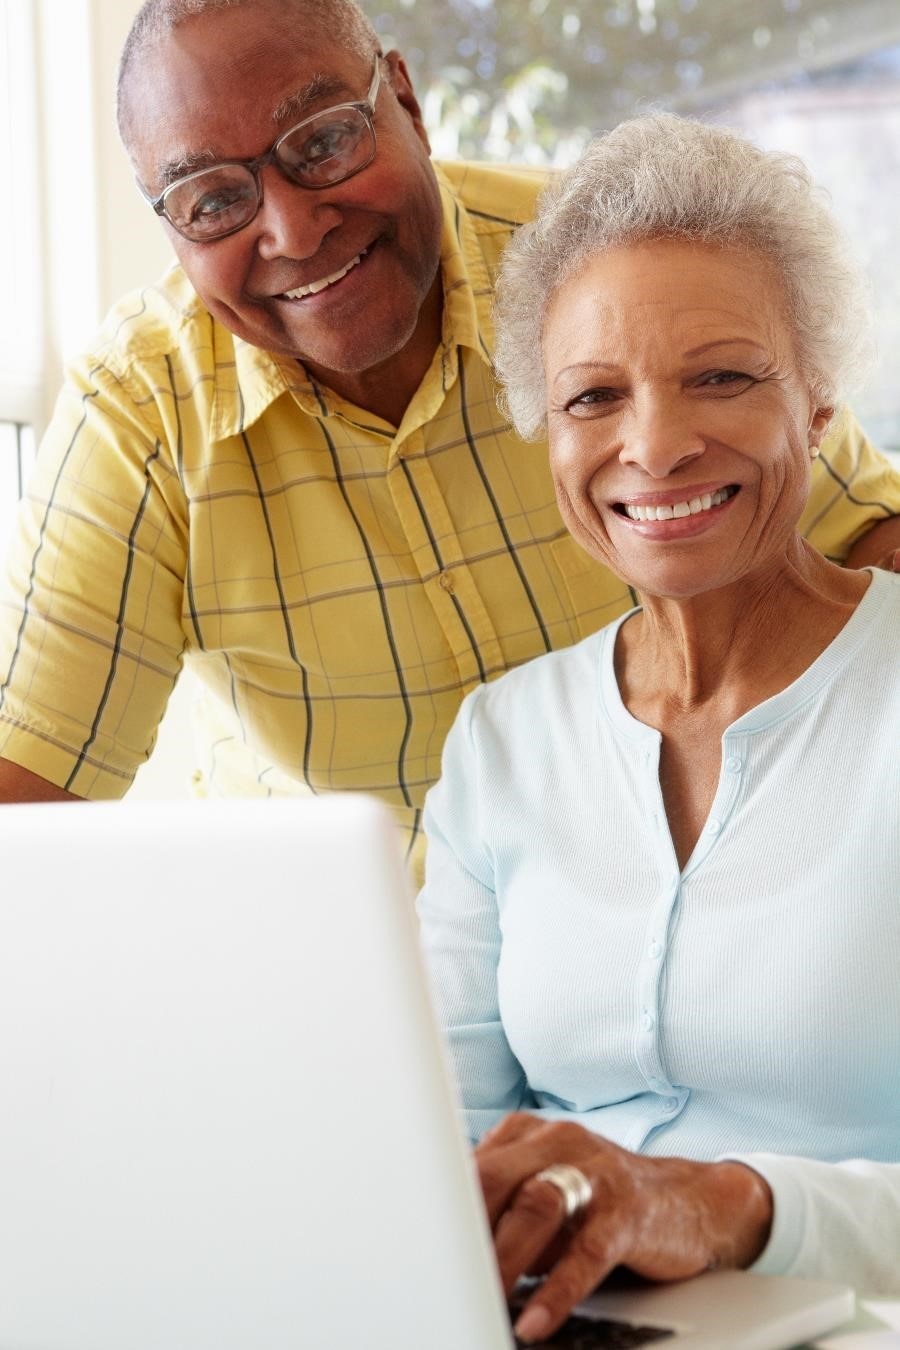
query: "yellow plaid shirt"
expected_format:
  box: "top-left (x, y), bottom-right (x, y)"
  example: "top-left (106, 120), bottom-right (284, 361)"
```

top-left (2, 161), bottom-right (899, 878)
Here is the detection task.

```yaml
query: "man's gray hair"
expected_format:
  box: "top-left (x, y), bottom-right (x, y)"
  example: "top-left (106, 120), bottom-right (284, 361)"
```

top-left (494, 112), bottom-right (874, 441)
top-left (117, 0), bottom-right (381, 148)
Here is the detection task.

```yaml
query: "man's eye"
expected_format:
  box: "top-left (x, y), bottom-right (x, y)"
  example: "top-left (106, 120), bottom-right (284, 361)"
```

top-left (184, 176), bottom-right (257, 223)
top-left (302, 121), bottom-right (357, 163)
top-left (193, 191), bottom-right (243, 218)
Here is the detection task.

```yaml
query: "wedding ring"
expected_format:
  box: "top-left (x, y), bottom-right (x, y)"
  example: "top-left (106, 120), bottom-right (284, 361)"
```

top-left (533, 1162), bottom-right (593, 1220)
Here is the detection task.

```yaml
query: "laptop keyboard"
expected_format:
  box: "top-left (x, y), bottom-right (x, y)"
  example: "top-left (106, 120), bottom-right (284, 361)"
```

top-left (512, 1309), bottom-right (674, 1347)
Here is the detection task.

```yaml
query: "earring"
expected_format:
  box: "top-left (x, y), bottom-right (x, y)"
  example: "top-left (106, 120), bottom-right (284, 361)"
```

top-left (809, 445), bottom-right (820, 460)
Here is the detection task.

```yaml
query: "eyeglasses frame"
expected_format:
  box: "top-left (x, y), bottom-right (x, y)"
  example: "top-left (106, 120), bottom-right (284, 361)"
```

top-left (138, 55), bottom-right (383, 242)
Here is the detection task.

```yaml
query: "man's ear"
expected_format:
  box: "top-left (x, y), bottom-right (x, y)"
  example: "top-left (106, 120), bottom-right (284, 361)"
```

top-left (808, 404), bottom-right (834, 452)
top-left (383, 49), bottom-right (431, 153)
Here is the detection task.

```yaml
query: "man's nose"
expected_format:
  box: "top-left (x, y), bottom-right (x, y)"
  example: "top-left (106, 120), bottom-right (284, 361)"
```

top-left (618, 394), bottom-right (706, 478)
top-left (253, 166), bottom-right (343, 261)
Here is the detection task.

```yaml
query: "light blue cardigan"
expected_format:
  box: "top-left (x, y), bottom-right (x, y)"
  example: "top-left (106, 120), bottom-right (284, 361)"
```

top-left (420, 569), bottom-right (900, 1294)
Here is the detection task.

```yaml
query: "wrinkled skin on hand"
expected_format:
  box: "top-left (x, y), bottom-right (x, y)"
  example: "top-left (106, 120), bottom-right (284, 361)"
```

top-left (475, 1113), bottom-right (774, 1344)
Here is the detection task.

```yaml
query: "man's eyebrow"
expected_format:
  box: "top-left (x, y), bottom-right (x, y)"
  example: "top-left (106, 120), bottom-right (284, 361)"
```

top-left (151, 74), bottom-right (353, 190)
top-left (157, 149), bottom-right (218, 190)
top-left (272, 73), bottom-right (355, 125)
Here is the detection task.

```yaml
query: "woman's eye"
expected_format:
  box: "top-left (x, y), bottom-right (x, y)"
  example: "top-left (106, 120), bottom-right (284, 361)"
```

top-left (565, 388), bottom-right (620, 412)
top-left (699, 369), bottom-right (755, 390)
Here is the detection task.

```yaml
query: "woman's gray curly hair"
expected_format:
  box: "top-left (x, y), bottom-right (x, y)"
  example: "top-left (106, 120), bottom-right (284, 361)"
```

top-left (494, 112), bottom-right (874, 441)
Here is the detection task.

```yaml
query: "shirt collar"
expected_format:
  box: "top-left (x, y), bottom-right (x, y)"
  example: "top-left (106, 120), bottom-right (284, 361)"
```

top-left (432, 162), bottom-right (496, 366)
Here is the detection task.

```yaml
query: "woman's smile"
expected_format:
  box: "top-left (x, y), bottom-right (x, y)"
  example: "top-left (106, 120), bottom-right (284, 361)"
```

top-left (612, 483), bottom-right (740, 525)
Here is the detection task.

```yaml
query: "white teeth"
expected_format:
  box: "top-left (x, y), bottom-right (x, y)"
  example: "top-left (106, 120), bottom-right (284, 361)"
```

top-left (282, 250), bottom-right (365, 299)
top-left (623, 486), bottom-right (735, 522)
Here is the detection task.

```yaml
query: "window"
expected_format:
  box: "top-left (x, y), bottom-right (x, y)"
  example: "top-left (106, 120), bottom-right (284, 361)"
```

top-left (0, 0), bottom-right (42, 427)
top-left (0, 420), bottom-right (35, 547)
top-left (373, 0), bottom-right (900, 448)
top-left (715, 53), bottom-right (900, 451)
top-left (0, 0), bottom-right (41, 552)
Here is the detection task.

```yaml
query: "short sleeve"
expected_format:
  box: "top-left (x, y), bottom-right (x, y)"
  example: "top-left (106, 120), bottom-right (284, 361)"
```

top-left (0, 354), bottom-right (188, 797)
top-left (800, 410), bottom-right (900, 560)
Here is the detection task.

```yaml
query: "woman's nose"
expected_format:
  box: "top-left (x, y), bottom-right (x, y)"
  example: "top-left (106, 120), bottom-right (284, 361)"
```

top-left (618, 395), bottom-right (706, 477)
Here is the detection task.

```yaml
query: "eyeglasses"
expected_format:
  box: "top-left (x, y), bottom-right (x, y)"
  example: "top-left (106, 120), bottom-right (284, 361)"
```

top-left (140, 57), bottom-right (382, 243)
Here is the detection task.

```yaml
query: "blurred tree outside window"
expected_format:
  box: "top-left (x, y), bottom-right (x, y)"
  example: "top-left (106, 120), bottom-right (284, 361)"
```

top-left (373, 0), bottom-right (900, 450)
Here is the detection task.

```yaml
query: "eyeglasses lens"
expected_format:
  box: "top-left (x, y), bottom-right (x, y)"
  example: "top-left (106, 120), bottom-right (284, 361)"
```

top-left (166, 107), bottom-right (375, 242)
top-left (278, 108), bottom-right (374, 186)
top-left (165, 168), bottom-right (259, 241)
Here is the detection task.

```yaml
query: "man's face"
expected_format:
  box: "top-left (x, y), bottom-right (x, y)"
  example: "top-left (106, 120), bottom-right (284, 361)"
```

top-left (127, 3), bottom-right (444, 379)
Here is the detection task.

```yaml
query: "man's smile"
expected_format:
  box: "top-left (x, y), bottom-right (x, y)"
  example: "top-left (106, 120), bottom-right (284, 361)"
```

top-left (268, 242), bottom-right (384, 303)
top-left (277, 246), bottom-right (369, 300)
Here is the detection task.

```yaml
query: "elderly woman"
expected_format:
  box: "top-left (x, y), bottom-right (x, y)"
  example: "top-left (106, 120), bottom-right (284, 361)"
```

top-left (418, 113), bottom-right (900, 1344)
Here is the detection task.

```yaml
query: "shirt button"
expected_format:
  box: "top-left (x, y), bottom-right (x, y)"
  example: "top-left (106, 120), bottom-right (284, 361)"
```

top-left (438, 570), bottom-right (455, 593)
top-left (725, 756), bottom-right (743, 773)
top-left (662, 1097), bottom-right (679, 1113)
top-left (642, 1010), bottom-right (655, 1031)
top-left (648, 941), bottom-right (662, 959)
top-left (707, 818), bottom-right (721, 835)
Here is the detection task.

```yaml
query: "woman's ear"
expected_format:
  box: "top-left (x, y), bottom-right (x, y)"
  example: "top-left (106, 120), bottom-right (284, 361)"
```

top-left (808, 405), bottom-right (834, 458)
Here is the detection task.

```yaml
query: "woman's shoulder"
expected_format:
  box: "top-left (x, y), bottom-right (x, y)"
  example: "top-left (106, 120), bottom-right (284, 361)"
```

top-left (836, 568), bottom-right (900, 678)
top-left (469, 623), bottom-right (618, 727)
top-left (864, 566), bottom-right (900, 625)
top-left (850, 568), bottom-right (900, 694)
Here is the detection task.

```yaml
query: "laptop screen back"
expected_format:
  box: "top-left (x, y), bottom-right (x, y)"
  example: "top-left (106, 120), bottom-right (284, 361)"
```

top-left (0, 796), bottom-right (512, 1350)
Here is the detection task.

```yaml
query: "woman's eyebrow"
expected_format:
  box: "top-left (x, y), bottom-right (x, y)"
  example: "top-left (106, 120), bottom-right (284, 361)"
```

top-left (554, 361), bottom-right (621, 378)
top-left (683, 338), bottom-right (769, 358)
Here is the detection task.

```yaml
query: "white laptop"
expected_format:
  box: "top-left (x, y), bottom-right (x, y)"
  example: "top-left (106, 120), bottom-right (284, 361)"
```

top-left (0, 796), bottom-right (853, 1349)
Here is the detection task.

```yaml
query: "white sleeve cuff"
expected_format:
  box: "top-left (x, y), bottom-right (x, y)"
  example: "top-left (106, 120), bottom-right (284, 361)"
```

top-left (717, 1153), bottom-right (808, 1276)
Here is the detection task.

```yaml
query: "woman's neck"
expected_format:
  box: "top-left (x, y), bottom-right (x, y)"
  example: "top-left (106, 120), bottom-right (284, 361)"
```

top-left (615, 537), bottom-right (870, 720)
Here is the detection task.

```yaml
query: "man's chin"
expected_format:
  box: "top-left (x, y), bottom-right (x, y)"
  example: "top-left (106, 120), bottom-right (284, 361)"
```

top-left (209, 278), bottom-right (437, 394)
top-left (278, 319), bottom-right (422, 380)
top-left (221, 323), bottom-right (391, 374)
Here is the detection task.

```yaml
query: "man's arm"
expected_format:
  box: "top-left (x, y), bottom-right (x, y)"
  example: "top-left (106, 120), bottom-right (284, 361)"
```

top-left (801, 412), bottom-right (900, 564)
top-left (844, 514), bottom-right (900, 571)
top-left (0, 757), bottom-right (79, 803)
top-left (0, 351), bottom-right (187, 800)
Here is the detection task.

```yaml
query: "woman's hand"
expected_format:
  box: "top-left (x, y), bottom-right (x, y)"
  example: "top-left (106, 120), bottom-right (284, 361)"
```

top-left (475, 1113), bottom-right (773, 1344)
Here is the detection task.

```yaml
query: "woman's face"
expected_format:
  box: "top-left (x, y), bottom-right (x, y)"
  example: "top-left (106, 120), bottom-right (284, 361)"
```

top-left (542, 238), bottom-right (833, 599)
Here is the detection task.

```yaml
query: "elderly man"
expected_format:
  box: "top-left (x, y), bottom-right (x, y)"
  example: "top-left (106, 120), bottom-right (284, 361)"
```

top-left (1, 0), bottom-right (898, 877)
